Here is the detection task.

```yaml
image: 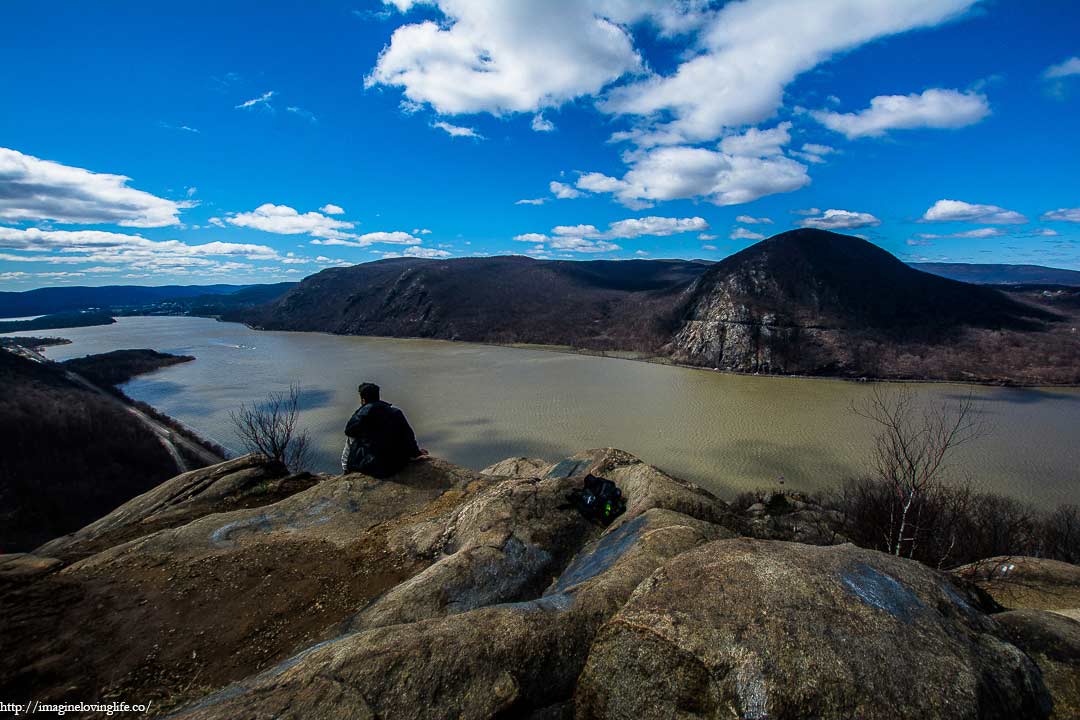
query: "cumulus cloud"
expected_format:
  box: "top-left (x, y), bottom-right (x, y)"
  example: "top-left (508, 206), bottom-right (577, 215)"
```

top-left (550, 181), bottom-right (583, 199)
top-left (515, 198), bottom-right (547, 206)
top-left (701, 244), bottom-right (718, 251)
top-left (432, 120), bottom-right (483, 138)
top-left (736, 215), bottom-right (773, 225)
top-left (0, 147), bottom-right (191, 227)
top-left (320, 204), bottom-right (345, 215)
top-left (311, 231), bottom-right (420, 247)
top-left (515, 215), bottom-right (706, 253)
top-left (730, 227), bottom-right (765, 240)
top-left (531, 113), bottom-right (555, 132)
top-left (1042, 208), bottom-right (1080, 223)
top-left (577, 145), bottom-right (810, 207)
top-left (366, 2), bottom-right (651, 115)
top-left (381, 245), bottom-right (452, 258)
top-left (915, 228), bottom-right (1004, 239)
top-left (1043, 57), bottom-right (1080, 80)
top-left (811, 89), bottom-right (989, 139)
top-left (719, 123), bottom-right (792, 157)
top-left (922, 199), bottom-right (1027, 224)
top-left (227, 203), bottom-right (357, 239)
top-left (789, 143), bottom-right (836, 164)
top-left (600, 0), bottom-right (978, 146)
top-left (799, 209), bottom-right (881, 230)
top-left (0, 226), bottom-right (280, 274)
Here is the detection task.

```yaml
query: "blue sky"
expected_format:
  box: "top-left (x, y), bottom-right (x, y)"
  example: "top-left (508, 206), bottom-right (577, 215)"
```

top-left (1, 0), bottom-right (1078, 290)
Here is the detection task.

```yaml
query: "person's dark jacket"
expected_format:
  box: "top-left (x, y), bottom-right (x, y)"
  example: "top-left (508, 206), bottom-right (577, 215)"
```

top-left (343, 400), bottom-right (421, 478)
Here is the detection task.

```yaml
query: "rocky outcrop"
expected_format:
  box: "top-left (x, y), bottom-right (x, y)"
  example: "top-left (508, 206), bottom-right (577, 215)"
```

top-left (3, 450), bottom-right (1076, 719)
top-left (668, 229), bottom-right (1059, 375)
top-left (954, 556), bottom-right (1080, 617)
top-left (576, 538), bottom-right (1050, 719)
top-left (994, 609), bottom-right (1080, 720)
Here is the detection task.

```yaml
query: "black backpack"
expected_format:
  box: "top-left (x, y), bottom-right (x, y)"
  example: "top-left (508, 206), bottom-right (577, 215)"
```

top-left (568, 474), bottom-right (626, 526)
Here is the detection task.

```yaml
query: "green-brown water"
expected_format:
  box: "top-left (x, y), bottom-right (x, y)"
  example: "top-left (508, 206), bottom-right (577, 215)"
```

top-left (14, 315), bottom-right (1079, 509)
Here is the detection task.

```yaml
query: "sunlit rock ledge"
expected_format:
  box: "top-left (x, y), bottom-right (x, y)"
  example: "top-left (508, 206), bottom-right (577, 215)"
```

top-left (3, 450), bottom-right (1078, 719)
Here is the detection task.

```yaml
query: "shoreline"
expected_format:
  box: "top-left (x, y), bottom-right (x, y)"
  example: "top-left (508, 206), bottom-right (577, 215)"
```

top-left (229, 318), bottom-right (1080, 391)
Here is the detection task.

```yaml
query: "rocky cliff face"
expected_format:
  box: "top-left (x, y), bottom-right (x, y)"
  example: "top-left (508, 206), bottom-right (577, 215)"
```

top-left (2, 452), bottom-right (1077, 718)
top-left (669, 229), bottom-right (1061, 375)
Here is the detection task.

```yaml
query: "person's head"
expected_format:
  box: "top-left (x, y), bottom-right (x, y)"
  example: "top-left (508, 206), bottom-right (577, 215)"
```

top-left (358, 382), bottom-right (381, 405)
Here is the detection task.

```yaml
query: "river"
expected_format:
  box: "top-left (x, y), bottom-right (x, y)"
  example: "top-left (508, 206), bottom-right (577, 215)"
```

top-left (9, 316), bottom-right (1079, 509)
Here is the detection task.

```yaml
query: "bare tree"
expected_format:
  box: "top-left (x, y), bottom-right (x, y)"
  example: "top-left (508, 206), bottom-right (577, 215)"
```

top-left (851, 387), bottom-right (984, 558)
top-left (229, 382), bottom-right (312, 471)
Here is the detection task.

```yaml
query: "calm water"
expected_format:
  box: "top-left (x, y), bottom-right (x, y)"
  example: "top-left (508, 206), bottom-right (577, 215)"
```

top-left (8, 316), bottom-right (1079, 509)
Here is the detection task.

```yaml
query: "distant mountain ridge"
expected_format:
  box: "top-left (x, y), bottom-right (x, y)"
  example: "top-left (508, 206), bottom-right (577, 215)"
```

top-left (911, 263), bottom-right (1080, 286)
top-left (233, 230), bottom-right (1078, 383)
top-left (232, 256), bottom-right (708, 352)
top-left (0, 283), bottom-right (293, 318)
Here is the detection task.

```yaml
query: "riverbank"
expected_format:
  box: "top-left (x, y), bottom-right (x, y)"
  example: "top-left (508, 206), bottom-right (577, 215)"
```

top-left (16, 316), bottom-right (1079, 510)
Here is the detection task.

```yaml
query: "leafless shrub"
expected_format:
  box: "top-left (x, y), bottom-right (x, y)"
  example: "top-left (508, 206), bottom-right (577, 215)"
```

top-left (850, 386), bottom-right (983, 559)
top-left (229, 382), bottom-right (311, 471)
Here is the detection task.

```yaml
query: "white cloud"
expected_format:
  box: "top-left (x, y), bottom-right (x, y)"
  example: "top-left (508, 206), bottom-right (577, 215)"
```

top-left (235, 91), bottom-right (275, 110)
top-left (811, 88), bottom-right (989, 139)
top-left (730, 227), bottom-right (765, 240)
top-left (1042, 208), bottom-right (1080, 223)
top-left (922, 199), bottom-right (1027, 224)
top-left (550, 181), bottom-right (583, 199)
top-left (634, 250), bottom-right (649, 256)
top-left (605, 216), bottom-right (708, 238)
top-left (381, 245), bottom-right (452, 258)
top-left (701, 244), bottom-right (718, 251)
top-left (366, 2), bottom-right (653, 115)
top-left (915, 228), bottom-right (1003, 239)
top-left (792, 208), bottom-right (821, 216)
top-left (286, 106), bottom-right (318, 123)
top-left (789, 143), bottom-right (836, 164)
top-left (0, 226), bottom-right (280, 274)
top-left (578, 145), bottom-right (810, 207)
top-left (531, 113), bottom-right (555, 132)
top-left (512, 233), bottom-right (549, 243)
top-left (548, 236), bottom-right (620, 253)
top-left (208, 217), bottom-right (225, 227)
top-left (320, 204), bottom-right (346, 215)
top-left (1033, 229), bottom-right (1060, 237)
top-left (432, 120), bottom-right (483, 138)
top-left (311, 231), bottom-right (420, 247)
top-left (698, 234), bottom-right (717, 241)
top-left (719, 122), bottom-right (791, 157)
top-left (1043, 57), bottom-right (1080, 80)
top-left (600, 0), bottom-right (978, 146)
top-left (0, 147), bottom-right (191, 227)
top-left (799, 209), bottom-right (881, 230)
top-left (735, 215), bottom-right (772, 225)
top-left (0, 271), bottom-right (28, 281)
top-left (412, 228), bottom-right (433, 234)
top-left (227, 203), bottom-right (356, 239)
top-left (515, 198), bottom-right (547, 206)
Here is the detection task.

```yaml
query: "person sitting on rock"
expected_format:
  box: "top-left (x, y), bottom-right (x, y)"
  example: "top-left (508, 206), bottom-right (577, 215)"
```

top-left (341, 382), bottom-right (428, 477)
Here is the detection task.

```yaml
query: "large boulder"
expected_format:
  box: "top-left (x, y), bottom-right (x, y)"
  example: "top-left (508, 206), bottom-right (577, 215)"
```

top-left (954, 557), bottom-right (1080, 617)
top-left (994, 610), bottom-right (1080, 720)
top-left (576, 538), bottom-right (1051, 720)
top-left (170, 508), bottom-right (734, 719)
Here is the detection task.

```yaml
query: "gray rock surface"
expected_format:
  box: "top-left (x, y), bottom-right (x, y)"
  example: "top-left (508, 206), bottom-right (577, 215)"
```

top-left (576, 538), bottom-right (1052, 720)
top-left (994, 609), bottom-right (1080, 720)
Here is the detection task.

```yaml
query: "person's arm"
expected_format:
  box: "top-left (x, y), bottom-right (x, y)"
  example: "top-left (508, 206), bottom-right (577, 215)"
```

top-left (398, 410), bottom-right (423, 457)
top-left (344, 408), bottom-right (365, 438)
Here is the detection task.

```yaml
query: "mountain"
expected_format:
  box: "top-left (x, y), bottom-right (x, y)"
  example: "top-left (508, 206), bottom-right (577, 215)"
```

top-left (236, 231), bottom-right (1077, 383)
top-left (0, 283), bottom-right (286, 318)
top-left (669, 229), bottom-right (1063, 376)
top-left (232, 256), bottom-right (708, 351)
top-left (0, 350), bottom-right (182, 551)
top-left (912, 263), bottom-right (1080, 286)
